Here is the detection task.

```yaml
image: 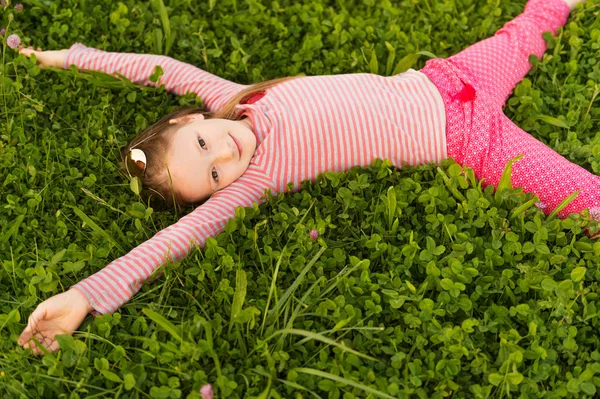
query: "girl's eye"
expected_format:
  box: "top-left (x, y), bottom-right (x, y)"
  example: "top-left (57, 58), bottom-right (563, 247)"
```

top-left (198, 137), bottom-right (206, 149)
top-left (212, 168), bottom-right (219, 182)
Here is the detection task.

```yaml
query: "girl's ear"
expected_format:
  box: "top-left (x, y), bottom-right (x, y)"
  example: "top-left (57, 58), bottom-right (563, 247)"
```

top-left (169, 113), bottom-right (205, 125)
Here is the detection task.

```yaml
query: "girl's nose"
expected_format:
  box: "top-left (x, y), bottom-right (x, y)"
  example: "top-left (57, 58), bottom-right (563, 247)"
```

top-left (215, 140), bottom-right (236, 162)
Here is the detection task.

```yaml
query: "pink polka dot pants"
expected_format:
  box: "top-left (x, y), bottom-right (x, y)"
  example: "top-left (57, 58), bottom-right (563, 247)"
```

top-left (421, 0), bottom-right (600, 237)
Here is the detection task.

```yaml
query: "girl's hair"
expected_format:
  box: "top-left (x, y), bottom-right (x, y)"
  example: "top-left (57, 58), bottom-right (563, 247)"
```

top-left (120, 76), bottom-right (296, 211)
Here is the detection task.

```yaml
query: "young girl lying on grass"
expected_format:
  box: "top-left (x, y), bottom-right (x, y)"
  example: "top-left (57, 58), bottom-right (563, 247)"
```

top-left (17, 0), bottom-right (595, 355)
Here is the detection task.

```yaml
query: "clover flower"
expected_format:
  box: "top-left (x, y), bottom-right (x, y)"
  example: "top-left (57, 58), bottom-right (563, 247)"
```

top-left (310, 229), bottom-right (318, 241)
top-left (0, 2), bottom-right (6, 7)
top-left (200, 384), bottom-right (214, 399)
top-left (590, 207), bottom-right (600, 221)
top-left (6, 34), bottom-right (20, 49)
top-left (15, 3), bottom-right (23, 11)
top-left (535, 201), bottom-right (546, 209)
top-left (0, 29), bottom-right (5, 36)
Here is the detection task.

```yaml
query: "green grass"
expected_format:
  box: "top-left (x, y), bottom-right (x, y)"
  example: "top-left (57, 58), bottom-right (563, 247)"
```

top-left (1, 0), bottom-right (600, 398)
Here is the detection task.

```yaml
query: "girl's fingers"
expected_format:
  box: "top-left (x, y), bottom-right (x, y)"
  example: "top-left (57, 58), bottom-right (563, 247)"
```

top-left (18, 332), bottom-right (31, 346)
top-left (23, 334), bottom-right (50, 355)
top-left (34, 335), bottom-right (55, 355)
top-left (21, 309), bottom-right (46, 340)
top-left (39, 334), bottom-right (54, 351)
top-left (30, 306), bottom-right (47, 326)
top-left (49, 340), bottom-right (60, 353)
top-left (18, 323), bottom-right (33, 345)
top-left (28, 341), bottom-right (42, 356)
top-left (20, 331), bottom-right (39, 349)
top-left (22, 339), bottom-right (34, 351)
top-left (17, 45), bottom-right (43, 56)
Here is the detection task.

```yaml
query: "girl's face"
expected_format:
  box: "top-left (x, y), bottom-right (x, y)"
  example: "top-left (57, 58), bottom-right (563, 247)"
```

top-left (166, 114), bottom-right (256, 203)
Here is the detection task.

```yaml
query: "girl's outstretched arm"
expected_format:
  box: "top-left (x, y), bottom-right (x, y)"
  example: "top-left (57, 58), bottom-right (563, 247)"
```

top-left (63, 43), bottom-right (248, 112)
top-left (18, 171), bottom-right (275, 354)
top-left (68, 169), bottom-right (276, 316)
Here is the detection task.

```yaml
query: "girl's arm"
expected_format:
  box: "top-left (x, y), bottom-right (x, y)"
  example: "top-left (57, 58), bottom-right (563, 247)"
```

top-left (64, 43), bottom-right (248, 112)
top-left (69, 170), bottom-right (276, 315)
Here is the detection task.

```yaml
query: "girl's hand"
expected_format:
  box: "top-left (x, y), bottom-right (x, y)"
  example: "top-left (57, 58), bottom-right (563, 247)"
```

top-left (18, 45), bottom-right (69, 69)
top-left (17, 289), bottom-right (93, 355)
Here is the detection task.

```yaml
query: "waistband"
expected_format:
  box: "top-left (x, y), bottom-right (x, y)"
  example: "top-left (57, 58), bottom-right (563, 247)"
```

top-left (420, 58), bottom-right (479, 99)
top-left (420, 58), bottom-right (481, 166)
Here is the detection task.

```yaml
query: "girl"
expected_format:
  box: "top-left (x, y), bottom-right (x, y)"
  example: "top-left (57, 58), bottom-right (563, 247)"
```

top-left (17, 0), bottom-right (594, 355)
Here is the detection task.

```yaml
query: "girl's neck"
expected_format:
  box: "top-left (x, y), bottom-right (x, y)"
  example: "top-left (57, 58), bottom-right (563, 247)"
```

top-left (240, 116), bottom-right (252, 129)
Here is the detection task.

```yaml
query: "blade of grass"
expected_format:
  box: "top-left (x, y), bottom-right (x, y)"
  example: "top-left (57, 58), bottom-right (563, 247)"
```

top-left (495, 154), bottom-right (523, 205)
top-left (510, 194), bottom-right (539, 220)
top-left (436, 167), bottom-right (466, 202)
top-left (152, 0), bottom-right (174, 55)
top-left (18, 373), bottom-right (115, 394)
top-left (392, 53), bottom-right (420, 75)
top-left (142, 308), bottom-right (183, 343)
top-left (260, 200), bottom-right (317, 335)
top-left (293, 368), bottom-right (395, 399)
top-left (535, 115), bottom-right (569, 129)
top-left (0, 309), bottom-right (19, 332)
top-left (277, 378), bottom-right (322, 399)
top-left (268, 246), bottom-right (326, 322)
top-left (247, 378), bottom-right (272, 399)
top-left (296, 315), bottom-right (376, 368)
top-left (584, 84), bottom-right (599, 121)
top-left (0, 214), bottom-right (24, 243)
top-left (80, 188), bottom-right (124, 214)
top-left (199, 318), bottom-right (223, 383)
top-left (386, 185), bottom-right (397, 229)
top-left (251, 367), bottom-right (323, 399)
top-left (260, 245), bottom-right (285, 336)
top-left (391, 50), bottom-right (437, 75)
top-left (317, 259), bottom-right (368, 300)
top-left (549, 190), bottom-right (581, 219)
top-left (229, 268), bottom-right (248, 334)
top-left (265, 328), bottom-right (378, 362)
top-left (118, 334), bottom-right (181, 357)
top-left (66, 205), bottom-right (124, 253)
top-left (277, 276), bottom-right (326, 348)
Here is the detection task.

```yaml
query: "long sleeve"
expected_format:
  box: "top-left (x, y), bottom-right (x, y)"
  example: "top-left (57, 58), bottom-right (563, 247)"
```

top-left (69, 168), bottom-right (276, 315)
top-left (64, 42), bottom-right (248, 112)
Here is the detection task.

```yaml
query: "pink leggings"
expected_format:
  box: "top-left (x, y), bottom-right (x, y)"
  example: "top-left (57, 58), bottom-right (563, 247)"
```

top-left (420, 0), bottom-right (600, 236)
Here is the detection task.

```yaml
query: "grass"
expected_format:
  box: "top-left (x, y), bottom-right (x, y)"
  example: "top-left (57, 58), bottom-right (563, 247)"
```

top-left (1, 0), bottom-right (600, 398)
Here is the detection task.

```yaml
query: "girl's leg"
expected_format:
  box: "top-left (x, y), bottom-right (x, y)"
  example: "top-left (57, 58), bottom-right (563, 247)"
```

top-left (479, 112), bottom-right (600, 227)
top-left (446, 0), bottom-right (570, 109)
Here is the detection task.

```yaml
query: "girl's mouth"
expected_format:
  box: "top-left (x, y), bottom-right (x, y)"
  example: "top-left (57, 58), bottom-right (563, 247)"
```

top-left (230, 133), bottom-right (242, 159)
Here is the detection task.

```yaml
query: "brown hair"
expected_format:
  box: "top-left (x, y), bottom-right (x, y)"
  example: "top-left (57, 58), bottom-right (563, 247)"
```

top-left (120, 76), bottom-right (297, 212)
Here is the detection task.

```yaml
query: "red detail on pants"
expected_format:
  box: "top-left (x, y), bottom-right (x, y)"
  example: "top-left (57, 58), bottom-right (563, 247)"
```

top-left (452, 83), bottom-right (476, 102)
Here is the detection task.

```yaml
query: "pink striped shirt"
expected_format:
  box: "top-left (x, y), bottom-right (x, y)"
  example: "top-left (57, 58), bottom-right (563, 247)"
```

top-left (65, 43), bottom-right (447, 315)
